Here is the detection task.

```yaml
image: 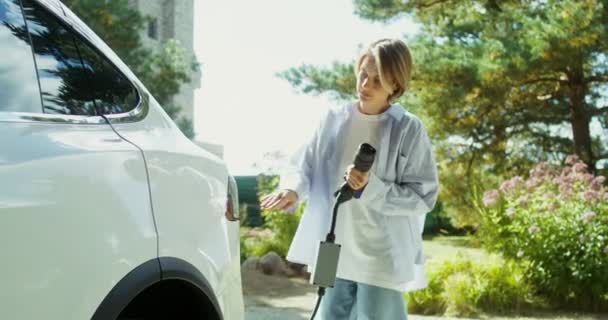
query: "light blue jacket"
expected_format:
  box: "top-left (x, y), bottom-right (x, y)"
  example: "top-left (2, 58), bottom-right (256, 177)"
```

top-left (279, 103), bottom-right (439, 292)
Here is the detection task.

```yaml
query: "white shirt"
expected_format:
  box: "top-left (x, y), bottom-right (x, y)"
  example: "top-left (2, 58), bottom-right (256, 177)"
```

top-left (333, 106), bottom-right (405, 291)
top-left (279, 103), bottom-right (439, 293)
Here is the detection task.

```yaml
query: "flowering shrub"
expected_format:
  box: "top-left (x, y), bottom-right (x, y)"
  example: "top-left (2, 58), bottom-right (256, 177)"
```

top-left (477, 155), bottom-right (608, 311)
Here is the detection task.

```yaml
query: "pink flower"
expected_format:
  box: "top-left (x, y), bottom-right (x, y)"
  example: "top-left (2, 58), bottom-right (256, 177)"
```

top-left (530, 162), bottom-right (550, 178)
top-left (577, 173), bottom-right (595, 183)
top-left (528, 225), bottom-right (541, 234)
top-left (500, 176), bottom-right (524, 194)
top-left (483, 190), bottom-right (500, 207)
top-left (526, 177), bottom-right (541, 189)
top-left (591, 176), bottom-right (606, 191)
top-left (562, 166), bottom-right (573, 176)
top-left (558, 184), bottom-right (574, 197)
top-left (565, 154), bottom-right (579, 165)
top-left (555, 175), bottom-right (575, 186)
top-left (582, 211), bottom-right (596, 224)
top-left (582, 190), bottom-right (600, 203)
top-left (572, 162), bottom-right (588, 174)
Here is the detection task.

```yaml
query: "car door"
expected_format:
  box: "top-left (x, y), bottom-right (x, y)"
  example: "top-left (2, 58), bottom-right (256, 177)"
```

top-left (0, 0), bottom-right (156, 319)
top-left (59, 2), bottom-right (245, 319)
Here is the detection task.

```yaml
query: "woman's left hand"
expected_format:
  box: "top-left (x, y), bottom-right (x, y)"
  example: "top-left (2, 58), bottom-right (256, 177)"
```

top-left (344, 164), bottom-right (369, 190)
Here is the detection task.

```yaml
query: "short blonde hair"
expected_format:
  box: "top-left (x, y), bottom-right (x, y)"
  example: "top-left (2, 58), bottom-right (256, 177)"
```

top-left (354, 38), bottom-right (413, 103)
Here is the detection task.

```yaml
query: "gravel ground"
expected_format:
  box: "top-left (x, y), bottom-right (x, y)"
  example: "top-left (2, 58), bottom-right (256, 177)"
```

top-left (242, 266), bottom-right (458, 320)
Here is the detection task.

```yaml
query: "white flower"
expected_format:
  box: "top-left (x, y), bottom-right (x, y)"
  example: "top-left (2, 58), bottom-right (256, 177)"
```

top-left (506, 207), bottom-right (515, 218)
top-left (528, 225), bottom-right (541, 234)
top-left (582, 211), bottom-right (597, 224)
top-left (517, 250), bottom-right (524, 258)
top-left (483, 190), bottom-right (500, 207)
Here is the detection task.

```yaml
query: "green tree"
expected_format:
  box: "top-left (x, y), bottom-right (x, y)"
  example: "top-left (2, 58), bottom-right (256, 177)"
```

top-left (279, 0), bottom-right (608, 226)
top-left (62, 0), bottom-right (198, 138)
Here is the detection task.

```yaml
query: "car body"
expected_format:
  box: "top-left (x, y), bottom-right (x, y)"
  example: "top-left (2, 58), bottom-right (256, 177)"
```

top-left (0, 0), bottom-right (244, 319)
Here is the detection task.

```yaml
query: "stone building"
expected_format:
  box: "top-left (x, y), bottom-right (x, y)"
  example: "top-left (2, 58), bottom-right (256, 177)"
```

top-left (128, 0), bottom-right (224, 159)
top-left (128, 0), bottom-right (201, 132)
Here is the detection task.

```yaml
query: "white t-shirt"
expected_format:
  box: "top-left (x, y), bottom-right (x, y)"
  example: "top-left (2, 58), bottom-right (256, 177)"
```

top-left (333, 105), bottom-right (402, 291)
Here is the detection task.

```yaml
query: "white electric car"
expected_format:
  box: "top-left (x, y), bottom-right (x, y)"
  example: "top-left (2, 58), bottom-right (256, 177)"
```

top-left (0, 0), bottom-right (244, 319)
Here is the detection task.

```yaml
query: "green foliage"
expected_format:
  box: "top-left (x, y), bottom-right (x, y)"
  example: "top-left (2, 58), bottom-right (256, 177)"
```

top-left (476, 156), bottom-right (608, 311)
top-left (239, 174), bottom-right (304, 260)
top-left (259, 205), bottom-right (304, 258)
top-left (277, 62), bottom-right (357, 101)
top-left (437, 149), bottom-right (504, 228)
top-left (354, 0), bottom-right (608, 168)
top-left (62, 0), bottom-right (198, 138)
top-left (257, 173), bottom-right (279, 196)
top-left (240, 227), bottom-right (286, 262)
top-left (424, 199), bottom-right (462, 235)
top-left (281, 0), bottom-right (608, 227)
top-left (175, 115), bottom-right (195, 139)
top-left (258, 173), bottom-right (303, 257)
top-left (406, 254), bottom-right (537, 317)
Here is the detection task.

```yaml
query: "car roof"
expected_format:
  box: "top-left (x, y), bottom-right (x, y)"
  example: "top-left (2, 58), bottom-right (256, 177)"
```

top-left (36, 0), bottom-right (64, 16)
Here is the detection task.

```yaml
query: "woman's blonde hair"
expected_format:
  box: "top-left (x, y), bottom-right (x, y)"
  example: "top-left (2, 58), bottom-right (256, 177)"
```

top-left (354, 38), bottom-right (413, 103)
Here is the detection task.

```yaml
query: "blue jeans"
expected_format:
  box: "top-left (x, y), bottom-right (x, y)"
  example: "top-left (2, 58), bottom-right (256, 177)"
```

top-left (318, 278), bottom-right (408, 320)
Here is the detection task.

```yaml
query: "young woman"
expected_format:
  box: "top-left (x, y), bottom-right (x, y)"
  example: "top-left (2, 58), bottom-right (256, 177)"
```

top-left (261, 38), bottom-right (439, 320)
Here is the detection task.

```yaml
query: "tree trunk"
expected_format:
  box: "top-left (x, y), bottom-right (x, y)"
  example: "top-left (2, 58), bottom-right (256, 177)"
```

top-left (569, 80), bottom-right (595, 171)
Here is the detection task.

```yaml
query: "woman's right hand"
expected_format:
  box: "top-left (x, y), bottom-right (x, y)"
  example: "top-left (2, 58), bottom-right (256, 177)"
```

top-left (260, 189), bottom-right (299, 212)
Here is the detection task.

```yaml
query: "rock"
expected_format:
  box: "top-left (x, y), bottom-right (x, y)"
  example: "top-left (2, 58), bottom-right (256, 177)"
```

top-left (258, 251), bottom-right (289, 276)
top-left (241, 257), bottom-right (260, 272)
top-left (286, 262), bottom-right (309, 279)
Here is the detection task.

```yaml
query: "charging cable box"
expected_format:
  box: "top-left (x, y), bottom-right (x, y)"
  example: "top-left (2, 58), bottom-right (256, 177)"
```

top-left (310, 241), bottom-right (341, 288)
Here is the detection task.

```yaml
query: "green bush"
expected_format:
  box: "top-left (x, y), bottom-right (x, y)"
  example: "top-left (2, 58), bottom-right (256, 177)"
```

top-left (240, 206), bottom-right (304, 261)
top-left (238, 174), bottom-right (304, 261)
top-left (407, 254), bottom-right (536, 317)
top-left (476, 156), bottom-right (608, 311)
top-left (239, 228), bottom-right (265, 262)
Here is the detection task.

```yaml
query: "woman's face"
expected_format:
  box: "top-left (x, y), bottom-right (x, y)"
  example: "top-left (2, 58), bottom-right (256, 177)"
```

top-left (356, 56), bottom-right (392, 112)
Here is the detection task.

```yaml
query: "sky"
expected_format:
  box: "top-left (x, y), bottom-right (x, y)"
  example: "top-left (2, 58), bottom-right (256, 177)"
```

top-left (193, 0), bottom-right (419, 175)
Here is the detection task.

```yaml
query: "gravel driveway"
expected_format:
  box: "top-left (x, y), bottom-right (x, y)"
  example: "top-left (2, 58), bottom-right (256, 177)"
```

top-left (242, 266), bottom-right (455, 320)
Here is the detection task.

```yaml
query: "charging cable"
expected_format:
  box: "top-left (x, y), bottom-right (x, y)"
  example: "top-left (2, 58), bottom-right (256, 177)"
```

top-left (309, 189), bottom-right (352, 320)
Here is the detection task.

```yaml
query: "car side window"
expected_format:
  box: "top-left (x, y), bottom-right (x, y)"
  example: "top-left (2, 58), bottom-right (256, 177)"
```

top-left (0, 0), bottom-right (43, 113)
top-left (21, 0), bottom-right (96, 115)
top-left (74, 40), bottom-right (139, 115)
top-left (21, 0), bottom-right (138, 116)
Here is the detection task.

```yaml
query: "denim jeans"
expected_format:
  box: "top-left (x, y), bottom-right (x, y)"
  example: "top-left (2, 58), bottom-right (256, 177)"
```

top-left (318, 278), bottom-right (408, 320)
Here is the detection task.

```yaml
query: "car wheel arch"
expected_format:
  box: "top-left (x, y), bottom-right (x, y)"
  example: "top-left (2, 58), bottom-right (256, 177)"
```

top-left (92, 257), bottom-right (223, 320)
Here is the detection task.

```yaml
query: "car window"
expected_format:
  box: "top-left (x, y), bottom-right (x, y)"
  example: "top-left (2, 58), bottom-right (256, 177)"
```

top-left (21, 0), bottom-right (97, 116)
top-left (0, 0), bottom-right (43, 113)
top-left (21, 0), bottom-right (138, 116)
top-left (75, 40), bottom-right (138, 115)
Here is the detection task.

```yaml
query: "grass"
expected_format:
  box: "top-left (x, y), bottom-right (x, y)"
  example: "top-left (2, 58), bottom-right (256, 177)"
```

top-left (423, 235), bottom-right (487, 262)
top-left (416, 235), bottom-right (608, 320)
